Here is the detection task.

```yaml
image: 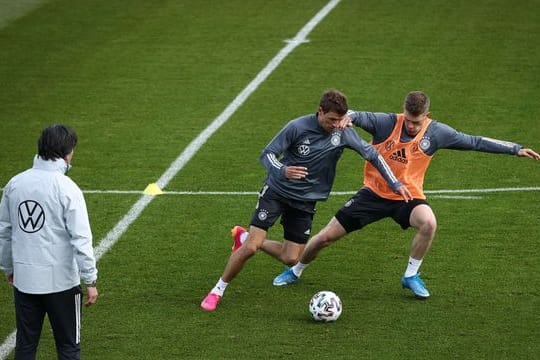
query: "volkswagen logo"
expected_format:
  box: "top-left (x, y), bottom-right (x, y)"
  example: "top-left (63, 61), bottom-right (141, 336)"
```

top-left (18, 200), bottom-right (45, 233)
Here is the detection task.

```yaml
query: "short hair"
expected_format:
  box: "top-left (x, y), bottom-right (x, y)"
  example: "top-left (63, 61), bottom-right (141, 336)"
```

top-left (404, 91), bottom-right (430, 116)
top-left (37, 124), bottom-right (78, 160)
top-left (319, 89), bottom-right (348, 116)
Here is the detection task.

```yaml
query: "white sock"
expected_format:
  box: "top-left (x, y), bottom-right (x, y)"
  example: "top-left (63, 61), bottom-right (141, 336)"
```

top-left (211, 278), bottom-right (228, 297)
top-left (292, 262), bottom-right (309, 277)
top-left (404, 257), bottom-right (423, 278)
top-left (240, 231), bottom-right (248, 244)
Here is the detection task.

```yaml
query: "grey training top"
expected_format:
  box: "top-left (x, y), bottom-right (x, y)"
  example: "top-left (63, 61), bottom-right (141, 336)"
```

top-left (349, 112), bottom-right (521, 155)
top-left (260, 113), bottom-right (401, 201)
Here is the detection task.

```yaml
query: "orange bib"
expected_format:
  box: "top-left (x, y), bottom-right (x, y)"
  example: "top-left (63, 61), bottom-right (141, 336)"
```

top-left (364, 114), bottom-right (432, 200)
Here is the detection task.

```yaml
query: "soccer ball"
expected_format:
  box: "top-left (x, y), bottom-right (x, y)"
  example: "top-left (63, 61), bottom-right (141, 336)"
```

top-left (309, 291), bottom-right (342, 322)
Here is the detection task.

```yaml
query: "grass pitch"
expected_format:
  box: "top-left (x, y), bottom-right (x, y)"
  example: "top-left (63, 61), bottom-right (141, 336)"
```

top-left (1, 0), bottom-right (539, 359)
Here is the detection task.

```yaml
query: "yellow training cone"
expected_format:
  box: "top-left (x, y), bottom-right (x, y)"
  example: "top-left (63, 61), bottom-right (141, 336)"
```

top-left (143, 183), bottom-right (163, 195)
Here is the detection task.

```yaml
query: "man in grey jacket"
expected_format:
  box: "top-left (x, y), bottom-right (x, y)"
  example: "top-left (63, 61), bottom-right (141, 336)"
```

top-left (0, 124), bottom-right (98, 360)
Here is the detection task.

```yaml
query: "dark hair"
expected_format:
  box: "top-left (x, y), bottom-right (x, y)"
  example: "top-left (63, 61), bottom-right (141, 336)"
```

top-left (319, 89), bottom-right (348, 116)
top-left (404, 91), bottom-right (430, 116)
top-left (37, 124), bottom-right (78, 160)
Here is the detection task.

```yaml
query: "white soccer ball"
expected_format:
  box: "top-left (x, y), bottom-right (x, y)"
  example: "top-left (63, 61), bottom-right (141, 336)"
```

top-left (309, 291), bottom-right (342, 322)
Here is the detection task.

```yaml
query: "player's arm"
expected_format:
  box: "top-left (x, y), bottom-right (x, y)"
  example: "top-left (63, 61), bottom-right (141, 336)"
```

top-left (429, 121), bottom-right (530, 156)
top-left (344, 130), bottom-right (412, 201)
top-left (259, 121), bottom-right (308, 180)
top-left (347, 111), bottom-right (397, 143)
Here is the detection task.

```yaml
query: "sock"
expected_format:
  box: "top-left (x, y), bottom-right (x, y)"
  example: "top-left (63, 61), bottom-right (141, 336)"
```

top-left (292, 262), bottom-right (309, 277)
top-left (404, 257), bottom-right (423, 278)
top-left (240, 231), bottom-right (248, 244)
top-left (211, 278), bottom-right (228, 297)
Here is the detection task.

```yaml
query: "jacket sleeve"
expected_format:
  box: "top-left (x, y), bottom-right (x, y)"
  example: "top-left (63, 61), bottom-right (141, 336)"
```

top-left (62, 183), bottom-right (98, 284)
top-left (0, 184), bottom-right (13, 276)
top-left (426, 121), bottom-right (521, 156)
top-left (343, 129), bottom-right (402, 191)
top-left (259, 121), bottom-right (296, 180)
top-left (349, 111), bottom-right (397, 143)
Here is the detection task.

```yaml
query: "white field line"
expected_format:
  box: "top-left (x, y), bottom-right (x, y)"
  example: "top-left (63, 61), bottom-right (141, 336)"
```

top-left (153, 0), bottom-right (342, 191)
top-left (0, 0), bottom-right (50, 29)
top-left (2, 186), bottom-right (539, 196)
top-left (0, 1), bottom-right (342, 358)
top-left (0, 333), bottom-right (15, 360)
top-left (79, 186), bottom-right (540, 197)
top-left (429, 195), bottom-right (482, 199)
top-left (79, 186), bottom-right (540, 200)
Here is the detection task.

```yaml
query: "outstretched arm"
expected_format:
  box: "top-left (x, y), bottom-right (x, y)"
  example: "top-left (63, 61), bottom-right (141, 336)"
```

top-left (429, 121), bottom-right (523, 156)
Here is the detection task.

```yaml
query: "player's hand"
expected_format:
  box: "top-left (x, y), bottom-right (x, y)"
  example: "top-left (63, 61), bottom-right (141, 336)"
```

top-left (285, 166), bottom-right (308, 180)
top-left (85, 287), bottom-right (99, 307)
top-left (518, 148), bottom-right (540, 160)
top-left (337, 115), bottom-right (353, 129)
top-left (395, 185), bottom-right (413, 202)
top-left (7, 274), bottom-right (13, 286)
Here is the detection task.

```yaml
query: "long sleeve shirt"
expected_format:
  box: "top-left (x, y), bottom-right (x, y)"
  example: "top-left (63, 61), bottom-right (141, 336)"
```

top-left (260, 113), bottom-right (401, 201)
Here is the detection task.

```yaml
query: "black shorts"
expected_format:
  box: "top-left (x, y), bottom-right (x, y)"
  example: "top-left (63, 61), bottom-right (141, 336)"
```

top-left (335, 188), bottom-right (429, 233)
top-left (250, 185), bottom-right (316, 244)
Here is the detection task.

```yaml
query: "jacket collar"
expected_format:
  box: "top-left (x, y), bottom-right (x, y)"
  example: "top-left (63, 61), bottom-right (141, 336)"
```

top-left (32, 155), bottom-right (70, 174)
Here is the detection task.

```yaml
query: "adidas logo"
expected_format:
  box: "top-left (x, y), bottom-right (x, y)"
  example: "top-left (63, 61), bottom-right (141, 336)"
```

top-left (303, 138), bottom-right (311, 145)
top-left (389, 148), bottom-right (408, 164)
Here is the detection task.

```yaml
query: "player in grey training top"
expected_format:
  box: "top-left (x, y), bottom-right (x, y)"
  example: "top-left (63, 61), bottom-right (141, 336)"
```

top-left (261, 112), bottom-right (403, 202)
top-left (273, 90), bottom-right (539, 299)
top-left (201, 89), bottom-right (412, 311)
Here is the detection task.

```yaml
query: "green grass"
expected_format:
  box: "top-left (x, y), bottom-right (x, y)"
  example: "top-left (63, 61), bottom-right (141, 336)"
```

top-left (1, 0), bottom-right (539, 359)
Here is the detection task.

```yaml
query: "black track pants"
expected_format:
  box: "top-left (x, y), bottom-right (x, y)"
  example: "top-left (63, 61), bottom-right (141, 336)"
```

top-left (14, 286), bottom-right (83, 360)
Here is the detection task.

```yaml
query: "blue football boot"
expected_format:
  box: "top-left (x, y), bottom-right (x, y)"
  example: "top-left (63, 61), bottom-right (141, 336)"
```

top-left (273, 268), bottom-right (299, 286)
top-left (401, 273), bottom-right (430, 299)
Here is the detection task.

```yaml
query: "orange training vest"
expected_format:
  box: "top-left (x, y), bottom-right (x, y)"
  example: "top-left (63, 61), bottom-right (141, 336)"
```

top-left (363, 114), bottom-right (433, 200)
